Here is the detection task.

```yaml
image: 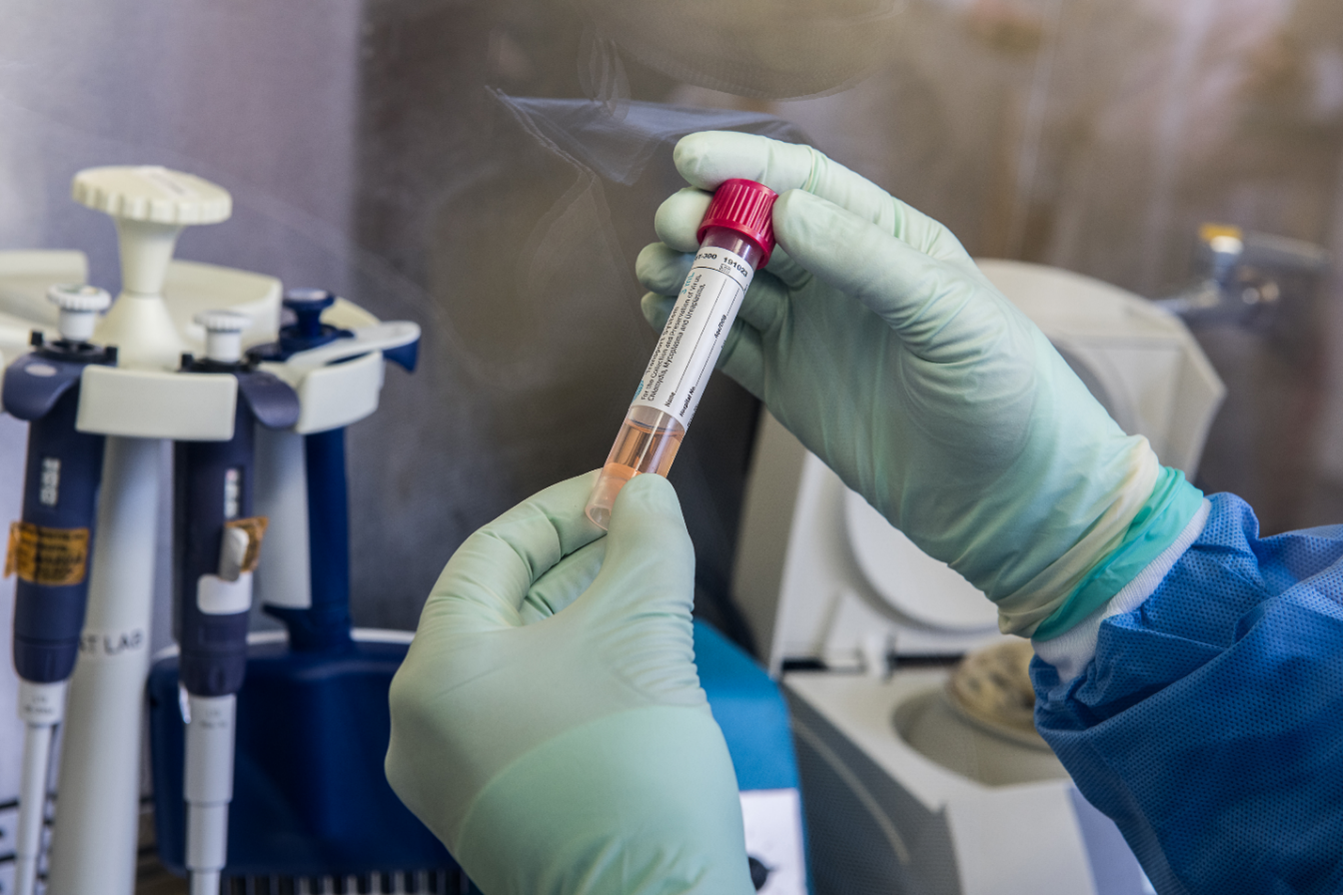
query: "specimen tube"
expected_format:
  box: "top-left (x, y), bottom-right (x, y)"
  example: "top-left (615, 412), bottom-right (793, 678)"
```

top-left (586, 178), bottom-right (777, 528)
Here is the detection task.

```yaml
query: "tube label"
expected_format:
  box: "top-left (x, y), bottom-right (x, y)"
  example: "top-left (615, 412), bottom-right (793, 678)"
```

top-left (632, 246), bottom-right (755, 428)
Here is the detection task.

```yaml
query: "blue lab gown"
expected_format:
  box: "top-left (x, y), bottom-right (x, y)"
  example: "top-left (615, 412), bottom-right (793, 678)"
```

top-left (1032, 493), bottom-right (1343, 895)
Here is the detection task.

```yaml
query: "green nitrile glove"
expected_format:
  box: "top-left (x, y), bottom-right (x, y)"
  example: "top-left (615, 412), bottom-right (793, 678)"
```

top-left (386, 471), bottom-right (754, 895)
top-left (638, 131), bottom-right (1203, 638)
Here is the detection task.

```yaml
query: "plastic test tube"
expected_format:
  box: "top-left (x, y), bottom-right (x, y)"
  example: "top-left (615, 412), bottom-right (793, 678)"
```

top-left (585, 178), bottom-right (777, 528)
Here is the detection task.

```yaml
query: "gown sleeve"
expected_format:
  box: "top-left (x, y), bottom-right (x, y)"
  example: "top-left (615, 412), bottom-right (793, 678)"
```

top-left (1031, 492), bottom-right (1343, 895)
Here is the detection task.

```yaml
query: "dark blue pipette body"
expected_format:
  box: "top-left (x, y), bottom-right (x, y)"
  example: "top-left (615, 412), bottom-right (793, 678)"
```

top-left (4, 329), bottom-right (115, 683)
top-left (175, 323), bottom-right (299, 697)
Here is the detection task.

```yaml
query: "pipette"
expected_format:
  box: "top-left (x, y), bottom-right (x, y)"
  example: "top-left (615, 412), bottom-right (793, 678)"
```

top-left (585, 179), bottom-right (777, 528)
top-left (145, 288), bottom-right (432, 885)
top-left (174, 310), bottom-right (299, 895)
top-left (3, 285), bottom-right (115, 895)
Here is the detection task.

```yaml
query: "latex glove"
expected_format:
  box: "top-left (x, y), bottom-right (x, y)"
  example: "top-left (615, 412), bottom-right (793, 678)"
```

top-left (385, 471), bottom-right (754, 895)
top-left (638, 132), bottom-right (1203, 638)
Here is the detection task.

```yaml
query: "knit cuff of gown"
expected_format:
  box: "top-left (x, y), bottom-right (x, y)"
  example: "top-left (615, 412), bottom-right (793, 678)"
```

top-left (1031, 496), bottom-right (1210, 683)
top-left (995, 461), bottom-right (1204, 639)
top-left (1033, 467), bottom-right (1205, 641)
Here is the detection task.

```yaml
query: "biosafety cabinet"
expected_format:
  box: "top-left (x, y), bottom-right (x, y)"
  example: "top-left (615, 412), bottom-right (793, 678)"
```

top-left (733, 259), bottom-right (1224, 895)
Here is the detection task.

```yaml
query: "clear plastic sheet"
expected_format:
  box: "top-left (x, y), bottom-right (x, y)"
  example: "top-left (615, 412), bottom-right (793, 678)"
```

top-left (496, 93), bottom-right (805, 184)
top-left (578, 0), bottom-right (907, 99)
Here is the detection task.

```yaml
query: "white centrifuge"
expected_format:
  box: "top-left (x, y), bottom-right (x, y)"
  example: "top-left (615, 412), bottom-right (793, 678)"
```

top-left (732, 259), bottom-right (1224, 895)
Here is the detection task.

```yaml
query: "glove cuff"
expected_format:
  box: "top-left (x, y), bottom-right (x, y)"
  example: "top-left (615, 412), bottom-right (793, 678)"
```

top-left (1031, 467), bottom-right (1204, 641)
top-left (455, 705), bottom-right (755, 895)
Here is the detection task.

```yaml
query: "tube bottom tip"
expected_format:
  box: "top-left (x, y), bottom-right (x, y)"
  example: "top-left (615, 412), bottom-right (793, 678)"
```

top-left (586, 504), bottom-right (611, 530)
top-left (585, 466), bottom-right (637, 531)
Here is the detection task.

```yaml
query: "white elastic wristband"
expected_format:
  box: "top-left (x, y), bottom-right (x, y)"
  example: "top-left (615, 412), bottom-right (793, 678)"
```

top-left (1033, 498), bottom-right (1211, 684)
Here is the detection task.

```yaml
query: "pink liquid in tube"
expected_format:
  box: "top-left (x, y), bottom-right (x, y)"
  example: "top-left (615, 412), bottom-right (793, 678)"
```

top-left (586, 179), bottom-right (778, 529)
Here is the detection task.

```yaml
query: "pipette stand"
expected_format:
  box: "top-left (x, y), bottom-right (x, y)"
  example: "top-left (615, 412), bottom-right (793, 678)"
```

top-left (0, 166), bottom-right (417, 893)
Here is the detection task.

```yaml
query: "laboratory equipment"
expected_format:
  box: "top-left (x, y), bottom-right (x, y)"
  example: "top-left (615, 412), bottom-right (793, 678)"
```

top-left (731, 259), bottom-right (1224, 895)
top-left (0, 245), bottom-right (262, 894)
top-left (0, 164), bottom-right (404, 892)
top-left (173, 310), bottom-right (300, 895)
top-left (80, 166), bottom-right (233, 369)
top-left (251, 288), bottom-right (370, 651)
top-left (148, 288), bottom-right (449, 890)
top-left (585, 178), bottom-right (776, 528)
top-left (2, 284), bottom-right (114, 895)
top-left (1154, 223), bottom-right (1328, 327)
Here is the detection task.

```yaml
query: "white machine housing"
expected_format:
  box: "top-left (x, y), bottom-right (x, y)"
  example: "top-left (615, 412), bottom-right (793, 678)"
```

top-left (731, 259), bottom-right (1224, 895)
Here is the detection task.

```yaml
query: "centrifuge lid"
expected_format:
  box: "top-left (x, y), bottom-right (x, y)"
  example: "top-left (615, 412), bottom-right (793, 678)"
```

top-left (843, 490), bottom-right (998, 633)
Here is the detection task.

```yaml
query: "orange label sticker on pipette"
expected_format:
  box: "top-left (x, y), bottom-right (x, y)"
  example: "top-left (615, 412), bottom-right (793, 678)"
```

top-left (224, 516), bottom-right (269, 573)
top-left (3, 523), bottom-right (14, 578)
top-left (5, 521), bottom-right (90, 586)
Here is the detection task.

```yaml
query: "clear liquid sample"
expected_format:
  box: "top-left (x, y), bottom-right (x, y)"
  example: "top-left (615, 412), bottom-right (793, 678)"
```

top-left (585, 406), bottom-right (686, 528)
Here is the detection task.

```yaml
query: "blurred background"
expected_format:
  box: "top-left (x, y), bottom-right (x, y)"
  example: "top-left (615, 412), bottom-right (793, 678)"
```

top-left (3, 0), bottom-right (1342, 647)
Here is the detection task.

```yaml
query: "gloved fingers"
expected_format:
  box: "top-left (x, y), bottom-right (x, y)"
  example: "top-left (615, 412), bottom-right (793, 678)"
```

top-left (638, 240), bottom-right (793, 335)
top-left (673, 131), bottom-right (966, 260)
top-left (732, 268), bottom-right (792, 334)
top-left (584, 475), bottom-right (705, 703)
top-left (518, 538), bottom-right (606, 624)
top-left (650, 191), bottom-right (812, 288)
top-left (762, 244), bottom-right (813, 290)
top-left (772, 189), bottom-right (994, 357)
top-left (422, 472), bottom-right (604, 631)
top-left (579, 473), bottom-right (696, 620)
top-left (716, 321), bottom-right (766, 399)
top-left (653, 188), bottom-right (711, 254)
top-left (640, 291), bottom-right (673, 333)
top-left (636, 242), bottom-right (695, 296)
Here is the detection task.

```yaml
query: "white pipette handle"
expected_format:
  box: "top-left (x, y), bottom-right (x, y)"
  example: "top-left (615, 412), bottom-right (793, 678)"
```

top-left (185, 693), bottom-right (237, 895)
top-left (15, 680), bottom-right (66, 895)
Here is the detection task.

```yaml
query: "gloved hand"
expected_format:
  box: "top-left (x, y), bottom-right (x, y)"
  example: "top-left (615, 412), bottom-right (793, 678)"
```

top-left (385, 471), bottom-right (754, 895)
top-left (638, 132), bottom-right (1203, 638)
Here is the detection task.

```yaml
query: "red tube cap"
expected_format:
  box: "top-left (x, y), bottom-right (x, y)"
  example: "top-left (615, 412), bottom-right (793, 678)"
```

top-left (697, 178), bottom-right (778, 266)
